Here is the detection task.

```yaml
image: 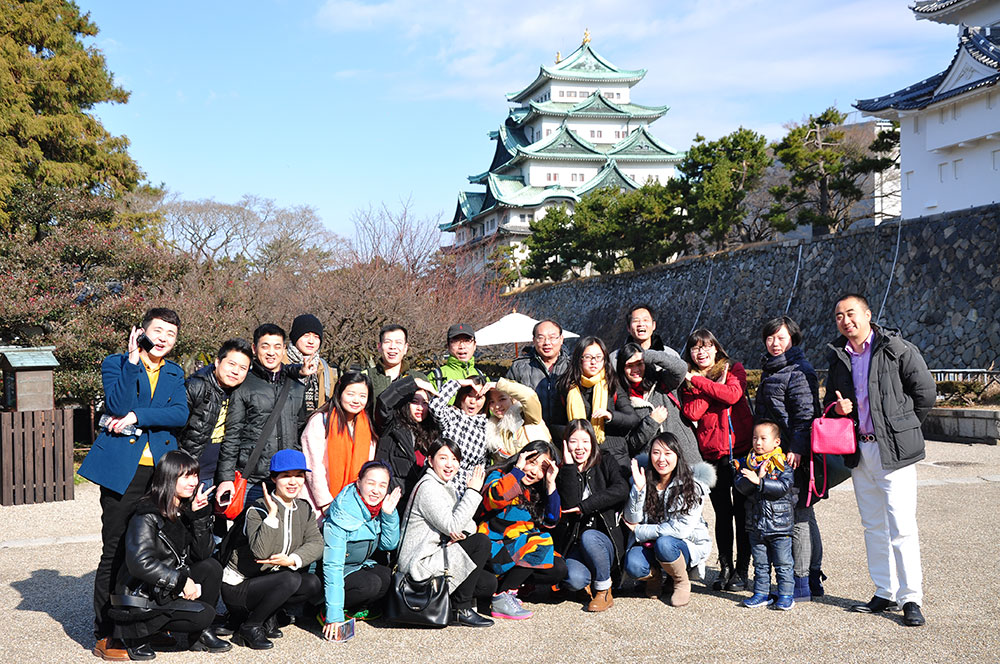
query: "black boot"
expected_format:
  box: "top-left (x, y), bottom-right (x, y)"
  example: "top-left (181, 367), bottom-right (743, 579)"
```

top-left (232, 625), bottom-right (273, 650)
top-left (712, 560), bottom-right (734, 591)
top-left (725, 566), bottom-right (749, 592)
top-left (189, 628), bottom-right (232, 653)
top-left (124, 640), bottom-right (156, 661)
top-left (262, 614), bottom-right (283, 639)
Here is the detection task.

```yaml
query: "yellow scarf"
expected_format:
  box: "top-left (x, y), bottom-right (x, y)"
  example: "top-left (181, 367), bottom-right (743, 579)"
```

top-left (566, 370), bottom-right (609, 444)
top-left (744, 448), bottom-right (786, 475)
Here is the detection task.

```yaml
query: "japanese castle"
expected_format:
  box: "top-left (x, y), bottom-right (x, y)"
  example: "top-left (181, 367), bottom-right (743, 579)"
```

top-left (444, 33), bottom-right (682, 278)
top-left (856, 0), bottom-right (1000, 218)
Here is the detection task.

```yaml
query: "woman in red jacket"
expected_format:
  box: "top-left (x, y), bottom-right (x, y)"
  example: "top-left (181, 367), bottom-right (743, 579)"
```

top-left (679, 329), bottom-right (753, 593)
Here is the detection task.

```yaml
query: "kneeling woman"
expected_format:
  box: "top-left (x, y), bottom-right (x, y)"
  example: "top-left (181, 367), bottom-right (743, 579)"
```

top-left (478, 440), bottom-right (567, 620)
top-left (397, 441), bottom-right (496, 627)
top-left (623, 433), bottom-right (716, 608)
top-left (555, 420), bottom-right (628, 612)
top-left (110, 450), bottom-right (230, 660)
top-left (321, 460), bottom-right (401, 640)
top-left (221, 450), bottom-right (324, 650)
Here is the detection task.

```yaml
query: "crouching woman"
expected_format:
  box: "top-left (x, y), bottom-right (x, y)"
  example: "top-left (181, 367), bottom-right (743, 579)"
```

top-left (321, 460), bottom-right (401, 640)
top-left (109, 450), bottom-right (230, 660)
top-left (623, 433), bottom-right (716, 608)
top-left (397, 440), bottom-right (497, 627)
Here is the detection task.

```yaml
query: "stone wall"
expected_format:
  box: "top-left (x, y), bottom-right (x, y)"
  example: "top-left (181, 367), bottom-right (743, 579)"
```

top-left (511, 204), bottom-right (1000, 370)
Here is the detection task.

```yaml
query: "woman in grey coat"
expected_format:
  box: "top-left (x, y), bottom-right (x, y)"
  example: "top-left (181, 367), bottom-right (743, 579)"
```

top-left (397, 440), bottom-right (496, 627)
top-left (617, 343), bottom-right (700, 467)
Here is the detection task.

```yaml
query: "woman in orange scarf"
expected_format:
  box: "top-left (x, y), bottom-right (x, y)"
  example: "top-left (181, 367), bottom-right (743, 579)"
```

top-left (302, 371), bottom-right (376, 516)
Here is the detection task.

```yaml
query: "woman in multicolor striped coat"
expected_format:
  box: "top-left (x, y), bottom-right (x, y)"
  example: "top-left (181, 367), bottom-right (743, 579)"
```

top-left (477, 440), bottom-right (567, 620)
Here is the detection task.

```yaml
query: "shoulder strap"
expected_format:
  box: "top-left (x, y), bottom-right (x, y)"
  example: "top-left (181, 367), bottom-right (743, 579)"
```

top-left (433, 367), bottom-right (444, 388)
top-left (241, 377), bottom-right (293, 476)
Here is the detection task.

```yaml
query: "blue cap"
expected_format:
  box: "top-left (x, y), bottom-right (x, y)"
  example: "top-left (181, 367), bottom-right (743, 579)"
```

top-left (270, 449), bottom-right (311, 474)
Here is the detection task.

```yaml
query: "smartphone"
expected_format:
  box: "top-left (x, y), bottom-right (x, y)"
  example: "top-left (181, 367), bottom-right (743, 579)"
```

top-left (329, 617), bottom-right (355, 642)
top-left (136, 332), bottom-right (155, 352)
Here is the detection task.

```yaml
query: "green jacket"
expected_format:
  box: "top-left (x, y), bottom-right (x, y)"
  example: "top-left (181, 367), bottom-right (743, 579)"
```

top-left (430, 355), bottom-right (488, 404)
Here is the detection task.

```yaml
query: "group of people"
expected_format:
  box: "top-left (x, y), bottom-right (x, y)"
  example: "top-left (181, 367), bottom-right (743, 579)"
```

top-left (80, 294), bottom-right (937, 660)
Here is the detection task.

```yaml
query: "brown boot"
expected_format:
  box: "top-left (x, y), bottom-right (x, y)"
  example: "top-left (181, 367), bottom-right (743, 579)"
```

top-left (92, 637), bottom-right (129, 661)
top-left (586, 588), bottom-right (614, 612)
top-left (637, 566), bottom-right (662, 598)
top-left (661, 557), bottom-right (691, 607)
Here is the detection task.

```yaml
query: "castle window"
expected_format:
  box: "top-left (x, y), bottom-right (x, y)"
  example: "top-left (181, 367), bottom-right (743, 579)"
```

top-left (952, 158), bottom-right (962, 180)
top-left (994, 150), bottom-right (1000, 171)
top-left (938, 162), bottom-right (947, 183)
top-left (559, 90), bottom-right (564, 98)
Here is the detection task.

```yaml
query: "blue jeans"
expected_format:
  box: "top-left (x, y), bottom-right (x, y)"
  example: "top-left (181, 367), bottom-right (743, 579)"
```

top-left (625, 536), bottom-right (690, 578)
top-left (564, 529), bottom-right (616, 592)
top-left (245, 482), bottom-right (264, 508)
top-left (749, 531), bottom-right (793, 596)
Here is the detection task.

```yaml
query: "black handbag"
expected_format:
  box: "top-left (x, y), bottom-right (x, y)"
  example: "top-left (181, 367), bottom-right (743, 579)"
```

top-left (384, 481), bottom-right (451, 628)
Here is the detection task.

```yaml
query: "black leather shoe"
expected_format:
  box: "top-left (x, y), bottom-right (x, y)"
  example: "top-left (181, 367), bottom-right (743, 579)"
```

top-left (850, 595), bottom-right (898, 613)
top-left (451, 608), bottom-right (494, 628)
top-left (232, 625), bottom-right (274, 650)
top-left (189, 628), bottom-right (232, 653)
top-left (902, 602), bottom-right (925, 626)
top-left (124, 641), bottom-right (156, 661)
top-left (262, 614), bottom-right (283, 639)
top-left (712, 561), bottom-right (733, 591)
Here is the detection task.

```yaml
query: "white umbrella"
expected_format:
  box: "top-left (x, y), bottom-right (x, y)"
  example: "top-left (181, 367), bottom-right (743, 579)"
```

top-left (475, 311), bottom-right (579, 347)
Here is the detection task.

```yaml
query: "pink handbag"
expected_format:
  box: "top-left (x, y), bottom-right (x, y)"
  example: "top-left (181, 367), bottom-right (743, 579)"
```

top-left (807, 402), bottom-right (856, 506)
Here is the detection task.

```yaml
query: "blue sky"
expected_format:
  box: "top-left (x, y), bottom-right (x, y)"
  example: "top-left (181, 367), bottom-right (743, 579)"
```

top-left (78, 0), bottom-right (958, 238)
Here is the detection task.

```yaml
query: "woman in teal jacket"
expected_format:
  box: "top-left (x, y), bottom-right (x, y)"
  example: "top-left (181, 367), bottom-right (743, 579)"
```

top-left (321, 460), bottom-right (401, 640)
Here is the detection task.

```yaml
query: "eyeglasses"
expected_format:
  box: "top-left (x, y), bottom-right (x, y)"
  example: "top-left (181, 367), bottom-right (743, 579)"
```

top-left (581, 354), bottom-right (604, 363)
top-left (381, 340), bottom-right (406, 348)
top-left (534, 334), bottom-right (561, 342)
top-left (450, 337), bottom-right (475, 346)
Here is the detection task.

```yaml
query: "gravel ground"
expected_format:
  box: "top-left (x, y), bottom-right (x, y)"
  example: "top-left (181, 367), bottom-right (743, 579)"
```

top-left (1, 440), bottom-right (997, 664)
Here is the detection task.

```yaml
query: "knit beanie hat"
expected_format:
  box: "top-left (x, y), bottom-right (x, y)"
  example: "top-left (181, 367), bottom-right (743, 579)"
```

top-left (290, 314), bottom-right (324, 344)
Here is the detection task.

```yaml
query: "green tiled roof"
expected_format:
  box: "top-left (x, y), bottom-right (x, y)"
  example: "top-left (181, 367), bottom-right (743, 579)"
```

top-left (507, 43), bottom-right (647, 102)
top-left (607, 124), bottom-right (683, 160)
top-left (574, 160), bottom-right (640, 196)
top-left (512, 92), bottom-right (669, 125)
top-left (489, 173), bottom-right (579, 207)
top-left (515, 123), bottom-right (605, 160)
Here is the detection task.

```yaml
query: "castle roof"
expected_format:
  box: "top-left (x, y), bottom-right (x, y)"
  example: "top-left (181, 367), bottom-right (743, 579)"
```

top-left (912, 0), bottom-right (992, 22)
top-left (510, 91), bottom-right (669, 125)
top-left (506, 43), bottom-right (646, 103)
top-left (856, 24), bottom-right (1000, 115)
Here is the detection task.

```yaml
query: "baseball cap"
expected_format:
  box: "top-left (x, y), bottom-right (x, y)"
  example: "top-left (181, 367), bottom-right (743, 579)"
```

top-left (447, 323), bottom-right (476, 341)
top-left (270, 449), bottom-right (311, 474)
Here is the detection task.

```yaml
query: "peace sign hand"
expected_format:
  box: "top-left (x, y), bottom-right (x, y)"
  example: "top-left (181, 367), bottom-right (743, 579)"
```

top-left (192, 483), bottom-right (215, 511)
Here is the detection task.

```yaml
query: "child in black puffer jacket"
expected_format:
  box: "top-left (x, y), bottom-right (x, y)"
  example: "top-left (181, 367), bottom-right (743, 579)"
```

top-left (735, 421), bottom-right (795, 611)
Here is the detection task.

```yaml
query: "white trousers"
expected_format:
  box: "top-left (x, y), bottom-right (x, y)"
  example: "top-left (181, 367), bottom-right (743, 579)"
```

top-left (851, 440), bottom-right (923, 606)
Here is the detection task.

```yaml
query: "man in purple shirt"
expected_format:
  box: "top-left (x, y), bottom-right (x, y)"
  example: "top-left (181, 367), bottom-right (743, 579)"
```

top-left (824, 293), bottom-right (935, 627)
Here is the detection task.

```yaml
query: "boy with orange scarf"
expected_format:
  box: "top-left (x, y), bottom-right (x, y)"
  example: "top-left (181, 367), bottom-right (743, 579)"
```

top-left (734, 420), bottom-right (795, 610)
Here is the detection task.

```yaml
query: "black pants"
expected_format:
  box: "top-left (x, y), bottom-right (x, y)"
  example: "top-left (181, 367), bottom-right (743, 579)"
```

top-left (709, 458), bottom-right (750, 571)
top-left (156, 558), bottom-right (222, 636)
top-left (95, 465), bottom-right (154, 639)
top-left (497, 557), bottom-right (569, 593)
top-left (343, 564), bottom-right (392, 614)
top-left (222, 569), bottom-right (323, 627)
top-left (451, 534), bottom-right (497, 609)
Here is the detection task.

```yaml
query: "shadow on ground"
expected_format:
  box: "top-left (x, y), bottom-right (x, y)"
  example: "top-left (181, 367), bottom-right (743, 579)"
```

top-left (10, 568), bottom-right (95, 648)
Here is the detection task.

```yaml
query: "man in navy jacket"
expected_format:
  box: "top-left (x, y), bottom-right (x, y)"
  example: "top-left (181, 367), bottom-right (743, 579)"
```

top-left (78, 308), bottom-right (189, 658)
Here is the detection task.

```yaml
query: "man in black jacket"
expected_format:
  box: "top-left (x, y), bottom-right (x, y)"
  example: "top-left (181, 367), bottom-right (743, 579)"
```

top-left (178, 338), bottom-right (253, 487)
top-left (506, 318), bottom-right (570, 432)
top-left (824, 294), bottom-right (936, 627)
top-left (216, 324), bottom-right (308, 510)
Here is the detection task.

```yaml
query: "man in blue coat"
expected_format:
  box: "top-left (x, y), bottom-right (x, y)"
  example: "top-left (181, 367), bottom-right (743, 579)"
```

top-left (78, 308), bottom-right (189, 659)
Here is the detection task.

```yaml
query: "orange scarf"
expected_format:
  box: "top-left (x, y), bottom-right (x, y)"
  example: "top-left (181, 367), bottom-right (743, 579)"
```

top-left (325, 410), bottom-right (373, 501)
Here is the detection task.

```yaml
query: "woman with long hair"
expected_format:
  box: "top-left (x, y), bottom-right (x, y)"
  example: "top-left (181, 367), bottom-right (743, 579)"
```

top-left (109, 450), bottom-right (230, 660)
top-left (397, 440), bottom-right (496, 627)
top-left (302, 371), bottom-right (376, 516)
top-left (616, 341), bottom-right (700, 466)
top-left (478, 440), bottom-right (567, 620)
top-left (375, 376), bottom-right (441, 504)
top-left (554, 420), bottom-right (628, 612)
top-left (557, 336), bottom-right (639, 472)
top-left (622, 433), bottom-right (716, 608)
top-left (679, 328), bottom-right (754, 592)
